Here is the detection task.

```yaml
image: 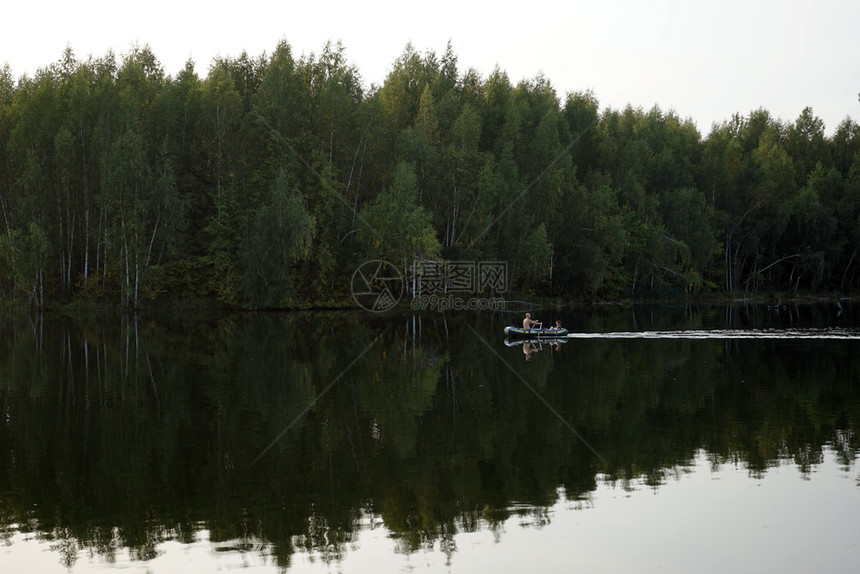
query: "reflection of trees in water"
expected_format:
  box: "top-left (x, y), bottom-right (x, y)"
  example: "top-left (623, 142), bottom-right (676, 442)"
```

top-left (0, 308), bottom-right (859, 567)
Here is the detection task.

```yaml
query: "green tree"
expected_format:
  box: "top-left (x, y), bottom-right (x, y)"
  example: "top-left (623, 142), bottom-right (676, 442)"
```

top-left (0, 65), bottom-right (16, 297)
top-left (14, 222), bottom-right (49, 307)
top-left (783, 164), bottom-right (842, 290)
top-left (660, 187), bottom-right (717, 289)
top-left (786, 107), bottom-right (830, 186)
top-left (240, 170), bottom-right (316, 308)
top-left (563, 90), bottom-right (600, 173)
top-left (358, 161), bottom-right (441, 275)
top-left (553, 173), bottom-right (628, 297)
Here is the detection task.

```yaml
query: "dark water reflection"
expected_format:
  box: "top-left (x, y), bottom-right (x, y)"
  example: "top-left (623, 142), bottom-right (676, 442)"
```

top-left (1, 303), bottom-right (859, 571)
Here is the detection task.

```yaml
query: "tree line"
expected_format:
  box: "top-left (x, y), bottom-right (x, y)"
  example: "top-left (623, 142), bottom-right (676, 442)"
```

top-left (1, 41), bottom-right (859, 309)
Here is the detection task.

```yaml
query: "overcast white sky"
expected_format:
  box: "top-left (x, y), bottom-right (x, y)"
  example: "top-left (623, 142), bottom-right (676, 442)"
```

top-left (2, 0), bottom-right (858, 136)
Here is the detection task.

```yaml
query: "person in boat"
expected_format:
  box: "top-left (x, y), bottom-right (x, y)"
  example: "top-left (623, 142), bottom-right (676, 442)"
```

top-left (523, 313), bottom-right (542, 330)
top-left (549, 320), bottom-right (562, 331)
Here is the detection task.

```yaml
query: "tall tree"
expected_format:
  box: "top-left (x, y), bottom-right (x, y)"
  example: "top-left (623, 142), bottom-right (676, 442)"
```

top-left (358, 161), bottom-right (441, 277)
top-left (786, 107), bottom-right (829, 187)
top-left (240, 170), bottom-right (315, 308)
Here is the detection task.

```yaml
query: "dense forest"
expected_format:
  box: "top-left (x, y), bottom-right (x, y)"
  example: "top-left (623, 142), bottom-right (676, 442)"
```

top-left (1, 41), bottom-right (859, 309)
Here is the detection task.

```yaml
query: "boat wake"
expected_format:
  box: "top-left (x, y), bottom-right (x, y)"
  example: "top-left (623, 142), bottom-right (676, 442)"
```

top-left (564, 328), bottom-right (860, 339)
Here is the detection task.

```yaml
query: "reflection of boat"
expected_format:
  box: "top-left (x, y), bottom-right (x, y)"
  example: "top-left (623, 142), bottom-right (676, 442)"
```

top-left (504, 337), bottom-right (569, 347)
top-left (504, 326), bottom-right (569, 338)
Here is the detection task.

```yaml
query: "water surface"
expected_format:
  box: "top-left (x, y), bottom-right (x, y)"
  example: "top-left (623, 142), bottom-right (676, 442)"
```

top-left (1, 303), bottom-right (858, 572)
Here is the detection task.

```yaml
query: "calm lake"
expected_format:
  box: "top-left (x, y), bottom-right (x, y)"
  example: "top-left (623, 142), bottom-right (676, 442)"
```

top-left (1, 303), bottom-right (859, 573)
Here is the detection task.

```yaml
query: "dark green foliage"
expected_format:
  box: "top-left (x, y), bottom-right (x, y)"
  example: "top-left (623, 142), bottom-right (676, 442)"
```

top-left (0, 43), bottom-right (858, 308)
top-left (240, 170), bottom-right (315, 308)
